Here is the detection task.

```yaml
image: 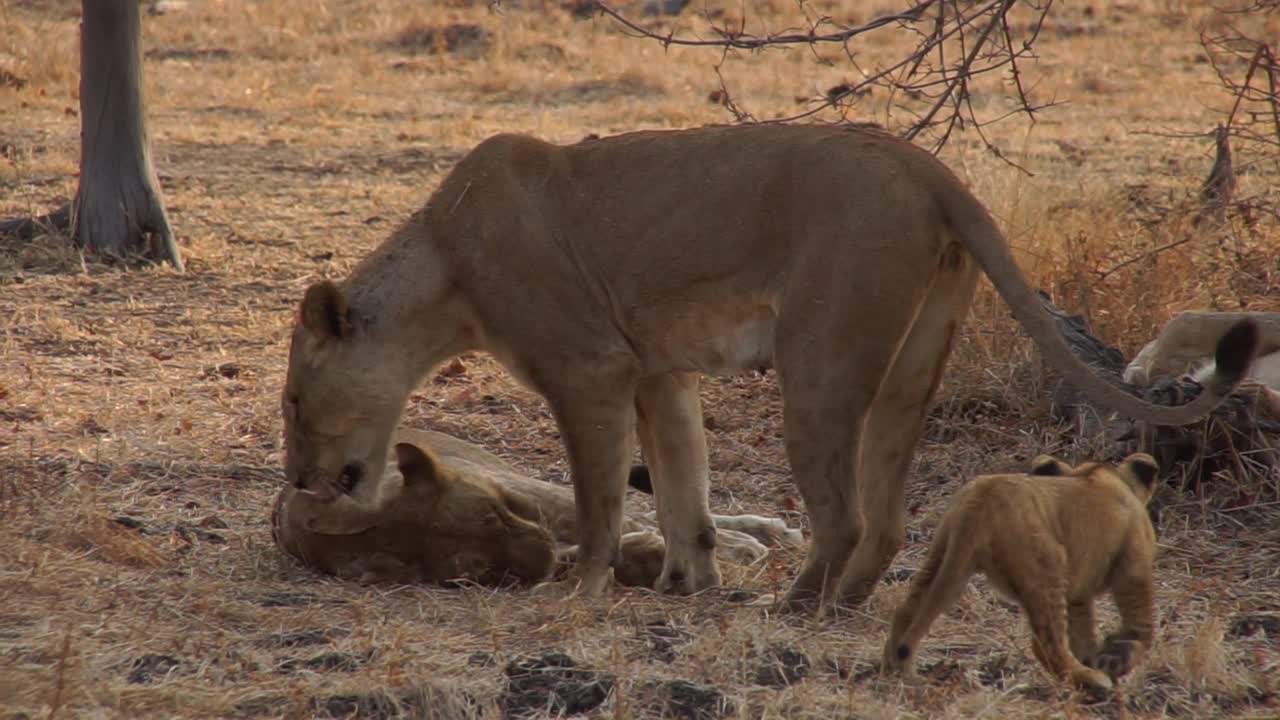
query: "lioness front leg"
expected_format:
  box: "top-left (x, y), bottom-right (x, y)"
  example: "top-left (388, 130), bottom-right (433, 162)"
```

top-left (549, 390), bottom-right (637, 597)
top-left (635, 372), bottom-right (720, 595)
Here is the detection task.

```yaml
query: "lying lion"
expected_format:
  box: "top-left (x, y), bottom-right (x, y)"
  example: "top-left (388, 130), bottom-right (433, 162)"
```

top-left (1124, 312), bottom-right (1280, 387)
top-left (882, 453), bottom-right (1159, 693)
top-left (272, 428), bottom-right (801, 588)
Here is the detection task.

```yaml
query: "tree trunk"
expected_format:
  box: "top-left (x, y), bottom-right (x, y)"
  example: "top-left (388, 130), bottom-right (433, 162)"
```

top-left (74, 0), bottom-right (182, 270)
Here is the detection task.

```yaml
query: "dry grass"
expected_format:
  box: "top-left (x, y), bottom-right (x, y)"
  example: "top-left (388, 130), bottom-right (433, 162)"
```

top-left (2, 0), bottom-right (1279, 718)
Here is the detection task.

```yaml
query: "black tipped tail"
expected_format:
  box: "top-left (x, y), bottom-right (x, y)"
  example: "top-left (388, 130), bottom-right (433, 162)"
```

top-left (896, 644), bottom-right (911, 662)
top-left (1213, 318), bottom-right (1260, 385)
top-left (627, 465), bottom-right (653, 494)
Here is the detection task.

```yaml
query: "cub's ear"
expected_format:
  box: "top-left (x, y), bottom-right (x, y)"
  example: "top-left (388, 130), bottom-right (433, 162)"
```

top-left (300, 280), bottom-right (352, 341)
top-left (1030, 454), bottom-right (1072, 476)
top-left (1120, 453), bottom-right (1160, 492)
top-left (394, 442), bottom-right (442, 486)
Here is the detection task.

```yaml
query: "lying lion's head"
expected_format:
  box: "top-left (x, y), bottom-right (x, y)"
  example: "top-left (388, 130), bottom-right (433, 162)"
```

top-left (274, 441), bottom-right (556, 585)
top-left (282, 280), bottom-right (405, 507)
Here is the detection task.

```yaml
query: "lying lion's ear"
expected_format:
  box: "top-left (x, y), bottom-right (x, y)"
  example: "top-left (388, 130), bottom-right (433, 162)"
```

top-left (1030, 454), bottom-right (1071, 476)
top-left (300, 280), bottom-right (352, 341)
top-left (1121, 453), bottom-right (1160, 492)
top-left (394, 442), bottom-right (442, 485)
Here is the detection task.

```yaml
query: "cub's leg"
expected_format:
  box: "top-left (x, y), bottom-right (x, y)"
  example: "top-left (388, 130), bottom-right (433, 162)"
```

top-left (838, 248), bottom-right (979, 608)
top-left (1006, 548), bottom-right (1113, 691)
top-left (545, 386), bottom-right (637, 597)
top-left (1068, 600), bottom-right (1100, 667)
top-left (634, 372), bottom-right (720, 594)
top-left (1094, 546), bottom-right (1156, 680)
top-left (882, 527), bottom-right (975, 675)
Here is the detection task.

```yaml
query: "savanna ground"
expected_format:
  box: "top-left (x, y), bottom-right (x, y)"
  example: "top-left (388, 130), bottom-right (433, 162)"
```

top-left (2, 0), bottom-right (1280, 717)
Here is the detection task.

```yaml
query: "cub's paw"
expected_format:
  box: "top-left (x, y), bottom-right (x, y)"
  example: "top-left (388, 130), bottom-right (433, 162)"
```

top-left (1092, 630), bottom-right (1143, 681)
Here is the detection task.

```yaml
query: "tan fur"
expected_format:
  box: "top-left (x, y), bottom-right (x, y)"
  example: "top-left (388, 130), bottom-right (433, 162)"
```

top-left (882, 453), bottom-right (1160, 692)
top-left (281, 124), bottom-right (1257, 609)
top-left (273, 428), bottom-right (789, 588)
top-left (1123, 311), bottom-right (1280, 386)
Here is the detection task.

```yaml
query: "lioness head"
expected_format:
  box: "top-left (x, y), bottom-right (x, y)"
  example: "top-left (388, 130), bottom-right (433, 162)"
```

top-left (283, 280), bottom-right (404, 507)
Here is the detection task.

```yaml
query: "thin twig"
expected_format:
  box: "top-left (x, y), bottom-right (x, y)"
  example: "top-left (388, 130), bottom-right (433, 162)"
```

top-left (592, 0), bottom-right (1056, 161)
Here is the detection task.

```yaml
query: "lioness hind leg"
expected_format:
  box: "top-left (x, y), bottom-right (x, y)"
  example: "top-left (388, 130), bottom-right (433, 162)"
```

top-left (774, 229), bottom-right (954, 613)
top-left (774, 374), bottom-right (872, 612)
top-left (546, 387), bottom-right (638, 597)
top-left (634, 372), bottom-right (720, 595)
top-left (838, 252), bottom-right (979, 609)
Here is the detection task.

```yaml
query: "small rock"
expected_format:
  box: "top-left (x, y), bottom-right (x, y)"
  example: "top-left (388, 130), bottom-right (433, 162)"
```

top-left (881, 568), bottom-right (914, 584)
top-left (258, 628), bottom-right (346, 649)
top-left (392, 23), bottom-right (490, 58)
top-left (501, 651), bottom-right (615, 718)
top-left (202, 362), bottom-right (241, 379)
top-left (113, 516), bottom-right (149, 533)
top-left (127, 654), bottom-right (183, 684)
top-left (642, 621), bottom-right (691, 663)
top-left (172, 525), bottom-right (226, 544)
top-left (1228, 613), bottom-right (1280, 639)
top-left (651, 679), bottom-right (734, 719)
top-left (148, 0), bottom-right (189, 16)
top-left (310, 692), bottom-right (401, 720)
top-left (752, 645), bottom-right (809, 688)
top-left (233, 695), bottom-right (291, 718)
top-left (277, 651), bottom-right (363, 674)
top-left (467, 651), bottom-right (496, 667)
top-left (977, 653), bottom-right (1018, 688)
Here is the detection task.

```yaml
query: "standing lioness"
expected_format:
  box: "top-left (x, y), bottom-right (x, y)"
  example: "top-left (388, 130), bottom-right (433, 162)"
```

top-left (282, 124), bottom-right (1258, 611)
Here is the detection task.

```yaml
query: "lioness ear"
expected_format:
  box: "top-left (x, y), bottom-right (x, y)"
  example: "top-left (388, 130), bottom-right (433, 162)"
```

top-left (300, 280), bottom-right (352, 341)
top-left (1121, 453), bottom-right (1160, 492)
top-left (1030, 454), bottom-right (1071, 476)
top-left (394, 442), bottom-right (442, 486)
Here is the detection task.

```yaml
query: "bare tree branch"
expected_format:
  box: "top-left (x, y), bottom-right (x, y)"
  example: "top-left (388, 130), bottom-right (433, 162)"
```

top-left (1202, 6), bottom-right (1280, 150)
top-left (591, 0), bottom-right (1060, 162)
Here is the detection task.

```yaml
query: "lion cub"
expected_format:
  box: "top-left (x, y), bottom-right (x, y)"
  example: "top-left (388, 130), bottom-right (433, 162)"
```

top-left (882, 453), bottom-right (1159, 692)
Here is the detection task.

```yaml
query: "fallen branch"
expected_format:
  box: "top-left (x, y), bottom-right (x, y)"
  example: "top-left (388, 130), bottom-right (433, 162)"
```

top-left (1038, 291), bottom-right (1280, 502)
top-left (0, 203), bottom-right (72, 241)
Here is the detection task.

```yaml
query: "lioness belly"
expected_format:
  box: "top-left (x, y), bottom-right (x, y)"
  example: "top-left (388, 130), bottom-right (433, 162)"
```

top-left (647, 302), bottom-right (778, 376)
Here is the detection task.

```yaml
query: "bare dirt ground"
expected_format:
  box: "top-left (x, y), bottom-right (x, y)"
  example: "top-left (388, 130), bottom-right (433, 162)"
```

top-left (2, 1), bottom-right (1279, 718)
